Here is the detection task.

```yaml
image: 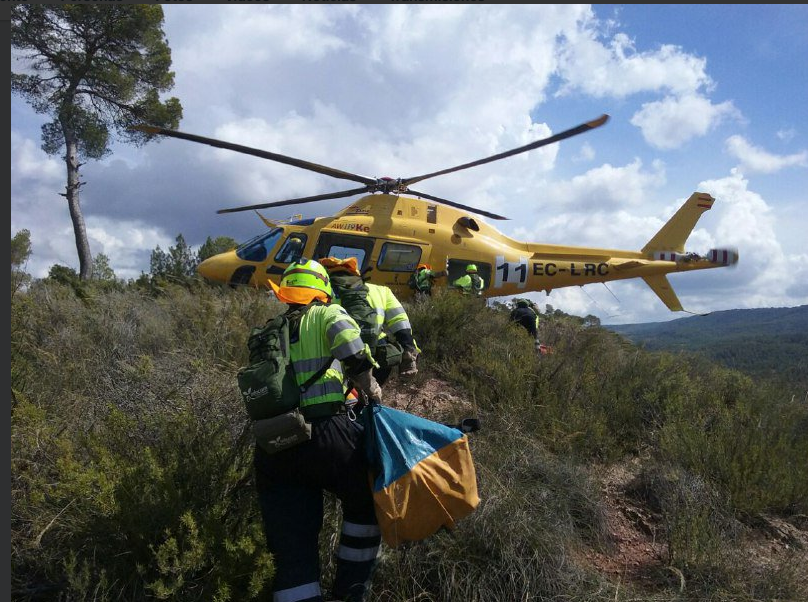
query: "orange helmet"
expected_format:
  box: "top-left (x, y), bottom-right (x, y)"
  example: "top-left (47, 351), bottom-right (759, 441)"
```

top-left (319, 256), bottom-right (361, 277)
top-left (416, 263), bottom-right (431, 271)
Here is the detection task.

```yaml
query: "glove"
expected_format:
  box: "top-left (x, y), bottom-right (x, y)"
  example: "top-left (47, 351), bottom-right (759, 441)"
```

top-left (399, 347), bottom-right (419, 377)
top-left (353, 369), bottom-right (382, 403)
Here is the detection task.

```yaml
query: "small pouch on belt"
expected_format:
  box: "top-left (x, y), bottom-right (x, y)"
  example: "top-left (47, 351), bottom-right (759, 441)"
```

top-left (252, 408), bottom-right (312, 455)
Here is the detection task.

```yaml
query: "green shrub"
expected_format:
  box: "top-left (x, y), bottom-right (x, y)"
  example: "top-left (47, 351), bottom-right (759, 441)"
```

top-left (11, 281), bottom-right (808, 601)
top-left (11, 283), bottom-right (276, 600)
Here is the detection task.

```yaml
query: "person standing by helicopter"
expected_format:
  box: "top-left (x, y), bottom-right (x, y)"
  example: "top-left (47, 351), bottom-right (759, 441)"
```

top-left (408, 263), bottom-right (445, 298)
top-left (257, 258), bottom-right (384, 602)
top-left (452, 264), bottom-right (485, 296)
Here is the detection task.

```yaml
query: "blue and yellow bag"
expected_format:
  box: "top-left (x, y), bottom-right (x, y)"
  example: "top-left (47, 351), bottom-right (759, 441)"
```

top-left (363, 402), bottom-right (479, 547)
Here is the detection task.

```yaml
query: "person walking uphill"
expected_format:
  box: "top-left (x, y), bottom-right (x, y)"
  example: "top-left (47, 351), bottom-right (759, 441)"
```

top-left (256, 259), bottom-right (383, 602)
top-left (510, 298), bottom-right (541, 352)
top-left (452, 263), bottom-right (484, 296)
top-left (320, 257), bottom-right (419, 386)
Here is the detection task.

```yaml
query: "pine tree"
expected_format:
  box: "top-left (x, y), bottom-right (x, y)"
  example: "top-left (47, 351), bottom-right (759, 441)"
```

top-left (198, 236), bottom-right (238, 262)
top-left (11, 5), bottom-right (182, 280)
top-left (91, 253), bottom-right (116, 281)
top-left (150, 234), bottom-right (198, 280)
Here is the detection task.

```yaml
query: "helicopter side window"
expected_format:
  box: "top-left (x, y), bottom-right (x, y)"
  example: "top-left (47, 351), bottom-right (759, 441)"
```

top-left (377, 242), bottom-right (422, 273)
top-left (324, 245), bottom-right (367, 266)
top-left (235, 228), bottom-right (283, 263)
top-left (314, 233), bottom-right (375, 272)
top-left (447, 259), bottom-right (491, 290)
top-left (275, 234), bottom-right (308, 264)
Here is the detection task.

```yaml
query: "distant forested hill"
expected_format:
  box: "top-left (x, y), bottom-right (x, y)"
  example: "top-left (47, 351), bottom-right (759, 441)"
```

top-left (605, 305), bottom-right (808, 396)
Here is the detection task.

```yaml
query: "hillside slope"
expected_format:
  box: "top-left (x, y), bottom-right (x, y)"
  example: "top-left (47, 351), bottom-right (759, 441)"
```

top-left (605, 305), bottom-right (808, 394)
top-left (11, 282), bottom-right (808, 601)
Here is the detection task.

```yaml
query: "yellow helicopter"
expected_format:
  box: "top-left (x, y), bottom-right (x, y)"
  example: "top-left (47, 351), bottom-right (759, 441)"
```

top-left (134, 115), bottom-right (738, 312)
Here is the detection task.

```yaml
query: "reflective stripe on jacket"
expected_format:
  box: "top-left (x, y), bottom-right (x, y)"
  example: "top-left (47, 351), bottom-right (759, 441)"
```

top-left (366, 282), bottom-right (412, 337)
top-left (291, 303), bottom-right (369, 410)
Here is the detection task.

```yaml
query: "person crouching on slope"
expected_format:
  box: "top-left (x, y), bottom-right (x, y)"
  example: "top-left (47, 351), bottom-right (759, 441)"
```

top-left (509, 298), bottom-right (541, 353)
top-left (257, 258), bottom-right (383, 602)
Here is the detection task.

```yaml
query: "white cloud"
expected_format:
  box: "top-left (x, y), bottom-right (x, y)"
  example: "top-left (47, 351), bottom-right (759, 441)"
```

top-left (11, 132), bottom-right (175, 279)
top-left (725, 135), bottom-right (808, 174)
top-left (556, 31), bottom-right (714, 98)
top-left (11, 5), bottom-right (807, 323)
top-left (169, 6), bottom-right (354, 74)
top-left (573, 142), bottom-right (596, 162)
top-left (631, 94), bottom-right (740, 150)
top-left (86, 219), bottom-right (174, 281)
top-left (776, 128), bottom-right (796, 143)
top-left (693, 171), bottom-right (804, 309)
top-left (510, 158), bottom-right (667, 249)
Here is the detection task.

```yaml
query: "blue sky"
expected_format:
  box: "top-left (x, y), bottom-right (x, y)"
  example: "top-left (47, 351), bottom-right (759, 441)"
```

top-left (10, 4), bottom-right (808, 324)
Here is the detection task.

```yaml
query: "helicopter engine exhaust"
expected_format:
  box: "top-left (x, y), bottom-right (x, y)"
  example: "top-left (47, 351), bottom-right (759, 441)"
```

top-left (456, 217), bottom-right (480, 232)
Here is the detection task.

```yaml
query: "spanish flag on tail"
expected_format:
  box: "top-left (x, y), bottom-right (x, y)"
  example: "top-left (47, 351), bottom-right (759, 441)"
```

top-left (363, 403), bottom-right (480, 547)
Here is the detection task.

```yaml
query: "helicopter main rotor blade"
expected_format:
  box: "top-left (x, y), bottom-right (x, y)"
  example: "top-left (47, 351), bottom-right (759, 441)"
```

top-left (217, 186), bottom-right (371, 214)
top-left (132, 125), bottom-right (377, 187)
top-left (400, 114), bottom-right (609, 188)
top-left (406, 188), bottom-right (508, 220)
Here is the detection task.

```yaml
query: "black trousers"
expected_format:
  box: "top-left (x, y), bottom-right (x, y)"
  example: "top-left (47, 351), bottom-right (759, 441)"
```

top-left (254, 413), bottom-right (380, 602)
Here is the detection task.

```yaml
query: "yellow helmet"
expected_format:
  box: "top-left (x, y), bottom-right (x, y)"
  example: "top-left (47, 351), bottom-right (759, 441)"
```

top-left (268, 258), bottom-right (332, 304)
top-left (466, 264), bottom-right (478, 273)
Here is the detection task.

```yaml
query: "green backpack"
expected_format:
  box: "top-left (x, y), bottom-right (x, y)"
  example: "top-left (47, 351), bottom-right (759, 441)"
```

top-left (237, 303), bottom-right (330, 421)
top-left (329, 272), bottom-right (382, 355)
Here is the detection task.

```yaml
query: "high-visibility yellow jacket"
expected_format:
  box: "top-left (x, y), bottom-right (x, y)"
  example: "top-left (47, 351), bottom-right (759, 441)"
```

top-left (452, 274), bottom-right (484, 296)
top-left (291, 303), bottom-right (371, 413)
top-left (414, 268), bottom-right (436, 292)
top-left (365, 282), bottom-right (413, 340)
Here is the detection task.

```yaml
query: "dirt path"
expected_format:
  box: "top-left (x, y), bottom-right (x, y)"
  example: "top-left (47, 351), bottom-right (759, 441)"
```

top-left (384, 374), bottom-right (808, 594)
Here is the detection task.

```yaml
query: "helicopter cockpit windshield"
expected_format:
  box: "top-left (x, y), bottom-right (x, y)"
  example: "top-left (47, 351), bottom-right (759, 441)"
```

top-left (236, 228), bottom-right (283, 262)
top-left (275, 234), bottom-right (307, 264)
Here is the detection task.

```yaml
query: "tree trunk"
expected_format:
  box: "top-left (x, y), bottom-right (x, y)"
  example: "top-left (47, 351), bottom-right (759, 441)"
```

top-left (64, 136), bottom-right (93, 280)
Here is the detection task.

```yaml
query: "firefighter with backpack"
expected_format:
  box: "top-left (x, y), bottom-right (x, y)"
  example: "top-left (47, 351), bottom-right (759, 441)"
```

top-left (509, 298), bottom-right (542, 353)
top-left (408, 263), bottom-right (445, 297)
top-left (253, 258), bottom-right (383, 602)
top-left (320, 256), bottom-right (419, 385)
top-left (452, 263), bottom-right (485, 296)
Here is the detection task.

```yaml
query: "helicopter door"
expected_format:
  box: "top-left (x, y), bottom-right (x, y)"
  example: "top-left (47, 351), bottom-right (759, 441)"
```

top-left (313, 232), bottom-right (375, 272)
top-left (447, 259), bottom-right (491, 292)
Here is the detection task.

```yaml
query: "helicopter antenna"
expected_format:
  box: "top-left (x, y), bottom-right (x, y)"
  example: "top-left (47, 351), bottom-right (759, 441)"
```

top-left (601, 281), bottom-right (621, 304)
top-left (581, 285), bottom-right (615, 318)
top-left (133, 114), bottom-right (609, 220)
